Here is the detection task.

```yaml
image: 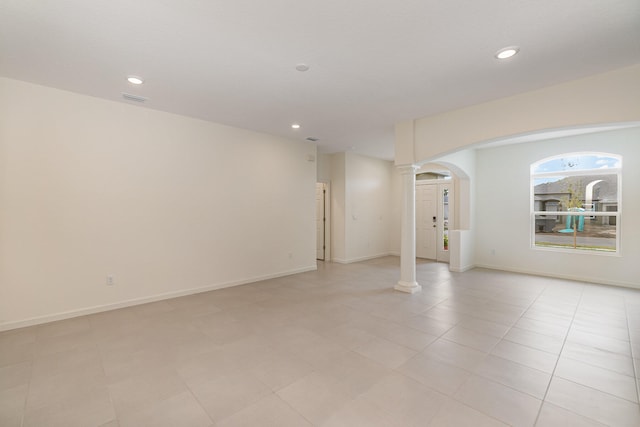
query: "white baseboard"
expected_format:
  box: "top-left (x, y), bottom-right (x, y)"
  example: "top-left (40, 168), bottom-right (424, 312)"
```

top-left (332, 252), bottom-right (394, 264)
top-left (474, 263), bottom-right (640, 290)
top-left (449, 263), bottom-right (475, 273)
top-left (0, 265), bottom-right (317, 332)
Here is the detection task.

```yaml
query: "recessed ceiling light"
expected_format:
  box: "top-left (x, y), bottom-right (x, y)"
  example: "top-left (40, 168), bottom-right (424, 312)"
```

top-left (291, 123), bottom-right (301, 129)
top-left (495, 46), bottom-right (519, 60)
top-left (295, 64), bottom-right (310, 72)
top-left (127, 76), bottom-right (144, 85)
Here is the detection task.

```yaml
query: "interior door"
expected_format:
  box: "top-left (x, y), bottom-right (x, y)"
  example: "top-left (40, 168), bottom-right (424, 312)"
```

top-left (416, 183), bottom-right (437, 259)
top-left (316, 183), bottom-right (326, 260)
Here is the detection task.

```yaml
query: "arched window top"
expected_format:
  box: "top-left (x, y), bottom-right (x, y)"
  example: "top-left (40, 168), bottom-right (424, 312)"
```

top-left (532, 152), bottom-right (621, 174)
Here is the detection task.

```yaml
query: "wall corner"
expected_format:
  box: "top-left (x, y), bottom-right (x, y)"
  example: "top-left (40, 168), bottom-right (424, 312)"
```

top-left (394, 120), bottom-right (416, 166)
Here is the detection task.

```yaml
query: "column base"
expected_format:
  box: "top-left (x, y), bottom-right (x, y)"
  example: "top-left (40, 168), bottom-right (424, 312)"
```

top-left (394, 281), bottom-right (422, 294)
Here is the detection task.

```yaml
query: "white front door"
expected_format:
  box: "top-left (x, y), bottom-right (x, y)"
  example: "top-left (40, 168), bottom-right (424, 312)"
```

top-left (416, 183), bottom-right (437, 259)
top-left (316, 183), bottom-right (326, 260)
top-left (416, 181), bottom-right (453, 262)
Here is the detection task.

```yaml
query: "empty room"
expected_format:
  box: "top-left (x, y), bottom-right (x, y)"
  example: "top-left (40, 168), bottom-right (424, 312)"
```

top-left (1, 1), bottom-right (640, 426)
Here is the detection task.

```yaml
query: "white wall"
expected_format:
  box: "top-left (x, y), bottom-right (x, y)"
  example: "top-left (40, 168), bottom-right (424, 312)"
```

top-left (474, 127), bottom-right (640, 288)
top-left (395, 64), bottom-right (640, 286)
top-left (316, 153), bottom-right (332, 183)
top-left (0, 77), bottom-right (317, 330)
top-left (329, 153), bottom-right (346, 262)
top-left (344, 153), bottom-right (393, 262)
top-left (329, 152), bottom-right (393, 263)
top-left (395, 65), bottom-right (640, 165)
top-left (389, 166), bottom-right (402, 255)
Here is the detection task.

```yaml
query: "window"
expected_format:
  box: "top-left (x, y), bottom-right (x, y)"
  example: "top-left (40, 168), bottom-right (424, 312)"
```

top-left (531, 153), bottom-right (621, 253)
top-left (442, 187), bottom-right (449, 251)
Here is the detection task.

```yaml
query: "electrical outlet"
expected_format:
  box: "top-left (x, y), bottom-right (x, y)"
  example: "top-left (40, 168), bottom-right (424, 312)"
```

top-left (107, 275), bottom-right (114, 286)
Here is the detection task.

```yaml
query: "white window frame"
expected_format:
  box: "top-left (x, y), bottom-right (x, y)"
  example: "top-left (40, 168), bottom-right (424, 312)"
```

top-left (530, 152), bottom-right (621, 255)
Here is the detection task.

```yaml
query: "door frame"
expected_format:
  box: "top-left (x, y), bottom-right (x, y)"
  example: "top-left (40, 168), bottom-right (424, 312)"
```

top-left (415, 180), bottom-right (453, 263)
top-left (436, 182), bottom-right (453, 263)
top-left (416, 182), bottom-right (438, 260)
top-left (316, 182), bottom-right (331, 262)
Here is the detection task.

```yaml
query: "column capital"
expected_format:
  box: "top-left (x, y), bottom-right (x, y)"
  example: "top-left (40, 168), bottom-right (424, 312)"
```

top-left (396, 164), bottom-right (420, 175)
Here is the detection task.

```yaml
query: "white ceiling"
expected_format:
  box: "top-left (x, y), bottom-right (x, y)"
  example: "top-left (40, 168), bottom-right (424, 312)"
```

top-left (1, 0), bottom-right (639, 160)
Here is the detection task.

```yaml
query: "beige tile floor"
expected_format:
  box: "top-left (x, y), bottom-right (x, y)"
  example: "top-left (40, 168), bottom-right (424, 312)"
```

top-left (1, 256), bottom-right (640, 426)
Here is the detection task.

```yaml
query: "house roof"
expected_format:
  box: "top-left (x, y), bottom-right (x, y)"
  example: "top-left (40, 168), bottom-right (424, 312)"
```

top-left (534, 174), bottom-right (618, 202)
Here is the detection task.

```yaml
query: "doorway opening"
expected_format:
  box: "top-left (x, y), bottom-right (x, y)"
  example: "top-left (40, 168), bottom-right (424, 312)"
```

top-left (316, 182), bottom-right (328, 261)
top-left (416, 179), bottom-right (453, 263)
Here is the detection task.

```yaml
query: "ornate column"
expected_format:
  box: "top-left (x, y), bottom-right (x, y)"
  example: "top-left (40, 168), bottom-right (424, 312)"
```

top-left (395, 164), bottom-right (421, 293)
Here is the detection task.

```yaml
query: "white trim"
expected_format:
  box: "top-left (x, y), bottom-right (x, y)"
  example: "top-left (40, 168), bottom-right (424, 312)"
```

top-left (395, 280), bottom-right (422, 294)
top-left (474, 263), bottom-right (640, 290)
top-left (533, 211), bottom-right (618, 217)
top-left (0, 265), bottom-right (317, 332)
top-left (449, 263), bottom-right (475, 273)
top-left (530, 151), bottom-right (621, 254)
top-left (332, 253), bottom-right (394, 264)
top-left (532, 245), bottom-right (621, 257)
top-left (322, 182), bottom-right (332, 262)
top-left (532, 168), bottom-right (620, 178)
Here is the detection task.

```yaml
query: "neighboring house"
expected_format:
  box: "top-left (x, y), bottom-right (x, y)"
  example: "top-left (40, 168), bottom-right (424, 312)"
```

top-left (534, 174), bottom-right (618, 231)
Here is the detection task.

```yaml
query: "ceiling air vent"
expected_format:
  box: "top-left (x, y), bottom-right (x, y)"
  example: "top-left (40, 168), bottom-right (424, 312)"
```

top-left (306, 137), bottom-right (319, 142)
top-left (121, 92), bottom-right (147, 103)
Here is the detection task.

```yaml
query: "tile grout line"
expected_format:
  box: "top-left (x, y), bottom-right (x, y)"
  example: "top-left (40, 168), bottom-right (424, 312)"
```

top-left (532, 284), bottom-right (586, 426)
top-left (453, 282), bottom-right (568, 406)
top-left (18, 327), bottom-right (47, 427)
top-left (273, 391), bottom-right (319, 427)
top-left (94, 330), bottom-right (119, 426)
top-left (432, 280), bottom-right (551, 424)
top-left (4, 259), bottom-right (640, 426)
top-left (623, 297), bottom-right (640, 405)
top-left (19, 357), bottom-right (34, 427)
